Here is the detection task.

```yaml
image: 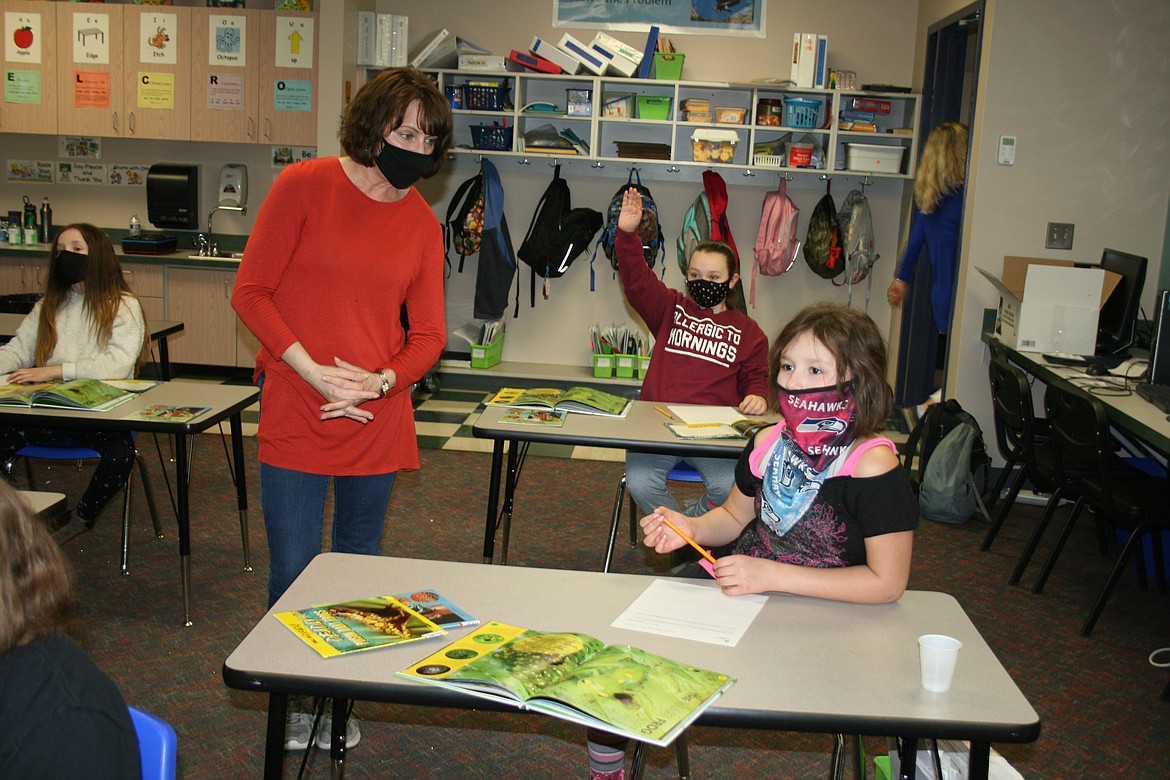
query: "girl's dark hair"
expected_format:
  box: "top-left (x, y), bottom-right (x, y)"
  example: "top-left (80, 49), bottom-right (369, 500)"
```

top-left (338, 67), bottom-right (453, 174)
top-left (38, 224), bottom-right (142, 368)
top-left (767, 302), bottom-right (893, 436)
top-left (687, 240), bottom-right (747, 313)
top-left (0, 480), bottom-right (73, 653)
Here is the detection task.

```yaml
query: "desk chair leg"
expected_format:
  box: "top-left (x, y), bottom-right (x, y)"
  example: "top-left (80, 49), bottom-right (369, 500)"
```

top-left (229, 415), bottom-right (253, 572)
top-left (136, 455), bottom-right (163, 538)
top-left (829, 733), bottom-right (846, 780)
top-left (983, 460), bottom-right (1017, 515)
top-left (604, 475), bottom-right (628, 573)
top-left (980, 465), bottom-right (1027, 551)
top-left (119, 469), bottom-right (137, 576)
top-left (1031, 496), bottom-right (1086, 594)
top-left (630, 741), bottom-right (647, 780)
top-left (1008, 487), bottom-right (1064, 585)
top-left (1082, 526), bottom-right (1149, 636)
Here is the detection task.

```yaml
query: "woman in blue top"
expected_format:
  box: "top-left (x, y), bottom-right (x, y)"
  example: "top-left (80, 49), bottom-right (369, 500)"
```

top-left (886, 122), bottom-right (968, 333)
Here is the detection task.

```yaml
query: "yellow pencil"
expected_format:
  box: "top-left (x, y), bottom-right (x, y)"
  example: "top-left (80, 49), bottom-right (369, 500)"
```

top-left (661, 517), bottom-right (717, 565)
top-left (654, 405), bottom-right (673, 419)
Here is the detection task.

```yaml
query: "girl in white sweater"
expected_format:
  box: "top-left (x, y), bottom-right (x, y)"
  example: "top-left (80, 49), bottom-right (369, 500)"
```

top-left (0, 224), bottom-right (146, 541)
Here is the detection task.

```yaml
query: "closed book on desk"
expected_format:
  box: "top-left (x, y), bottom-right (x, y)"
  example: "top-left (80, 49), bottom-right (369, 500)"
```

top-left (275, 595), bottom-right (445, 658)
top-left (397, 621), bottom-right (734, 747)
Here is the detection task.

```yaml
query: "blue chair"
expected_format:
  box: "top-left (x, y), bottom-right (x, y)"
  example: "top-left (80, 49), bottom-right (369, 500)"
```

top-left (4, 438), bottom-right (162, 574)
top-left (128, 705), bottom-right (177, 780)
top-left (604, 460), bottom-right (703, 572)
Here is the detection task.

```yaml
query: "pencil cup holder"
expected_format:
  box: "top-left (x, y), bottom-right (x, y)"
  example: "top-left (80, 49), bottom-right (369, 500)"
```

top-left (637, 355), bottom-right (651, 379)
top-left (592, 354), bottom-right (614, 378)
top-left (615, 354), bottom-right (637, 379)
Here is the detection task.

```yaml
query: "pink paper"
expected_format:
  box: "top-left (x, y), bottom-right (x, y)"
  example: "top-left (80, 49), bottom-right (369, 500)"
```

top-left (698, 558), bottom-right (716, 578)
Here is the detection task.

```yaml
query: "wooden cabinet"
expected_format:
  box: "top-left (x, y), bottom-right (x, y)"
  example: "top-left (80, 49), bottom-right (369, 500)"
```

top-left (55, 2), bottom-right (124, 137)
top-left (1, 0), bottom-right (58, 134)
top-left (166, 266), bottom-right (239, 366)
top-left (121, 262), bottom-right (164, 322)
top-left (428, 69), bottom-right (921, 181)
top-left (121, 5), bottom-right (192, 141)
top-left (258, 11), bottom-right (318, 146)
top-left (0, 254), bottom-right (47, 294)
top-left (189, 7), bottom-right (259, 144)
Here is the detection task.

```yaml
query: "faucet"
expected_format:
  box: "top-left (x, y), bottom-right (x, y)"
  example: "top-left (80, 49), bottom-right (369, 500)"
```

top-left (204, 205), bottom-right (247, 256)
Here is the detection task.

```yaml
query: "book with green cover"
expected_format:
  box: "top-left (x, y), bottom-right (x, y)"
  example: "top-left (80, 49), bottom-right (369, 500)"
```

top-left (397, 621), bottom-right (734, 746)
top-left (485, 386), bottom-right (632, 418)
top-left (0, 379), bottom-right (139, 412)
top-left (499, 408), bottom-right (567, 427)
top-left (275, 595), bottom-right (446, 658)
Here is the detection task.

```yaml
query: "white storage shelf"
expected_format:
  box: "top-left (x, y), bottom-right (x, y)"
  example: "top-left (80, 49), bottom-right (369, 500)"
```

top-left (425, 69), bottom-right (921, 181)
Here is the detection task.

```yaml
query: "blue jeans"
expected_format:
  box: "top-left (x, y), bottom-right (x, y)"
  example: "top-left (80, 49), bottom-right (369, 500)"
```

top-left (260, 463), bottom-right (397, 607)
top-left (624, 453), bottom-right (736, 517)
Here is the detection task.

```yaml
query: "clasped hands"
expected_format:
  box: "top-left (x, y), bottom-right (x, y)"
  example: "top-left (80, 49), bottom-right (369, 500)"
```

top-left (312, 357), bottom-right (390, 424)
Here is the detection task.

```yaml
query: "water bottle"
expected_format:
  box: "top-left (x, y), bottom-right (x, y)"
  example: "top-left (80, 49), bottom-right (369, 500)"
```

top-left (129, 214), bottom-right (141, 237)
top-left (39, 197), bottom-right (51, 244)
top-left (22, 195), bottom-right (36, 239)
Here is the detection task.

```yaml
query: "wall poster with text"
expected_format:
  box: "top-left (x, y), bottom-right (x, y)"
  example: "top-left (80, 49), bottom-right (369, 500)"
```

top-left (553, 0), bottom-right (765, 37)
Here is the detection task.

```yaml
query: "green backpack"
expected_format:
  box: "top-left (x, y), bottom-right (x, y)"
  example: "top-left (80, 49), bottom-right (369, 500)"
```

top-left (803, 190), bottom-right (843, 279)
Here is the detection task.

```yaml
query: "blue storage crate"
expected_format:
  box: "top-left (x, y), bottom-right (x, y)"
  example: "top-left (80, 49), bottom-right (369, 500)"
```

top-left (784, 97), bottom-right (822, 129)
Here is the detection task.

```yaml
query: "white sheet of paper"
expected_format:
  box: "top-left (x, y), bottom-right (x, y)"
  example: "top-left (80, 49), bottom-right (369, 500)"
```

top-left (667, 404), bottom-right (744, 425)
top-left (610, 579), bottom-right (767, 647)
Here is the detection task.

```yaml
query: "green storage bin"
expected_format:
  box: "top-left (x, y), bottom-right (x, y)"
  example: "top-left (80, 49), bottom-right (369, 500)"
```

top-left (637, 355), bottom-right (651, 379)
top-left (637, 95), bottom-right (673, 120)
top-left (653, 52), bottom-right (685, 80)
top-left (470, 332), bottom-right (504, 369)
top-left (592, 353), bottom-right (614, 378)
top-left (615, 353), bottom-right (637, 378)
top-left (874, 755), bottom-right (891, 780)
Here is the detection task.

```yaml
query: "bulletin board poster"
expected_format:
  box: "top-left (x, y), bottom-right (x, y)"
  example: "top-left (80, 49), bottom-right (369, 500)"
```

top-left (59, 136), bottom-right (102, 159)
top-left (272, 79), bottom-right (311, 112)
top-left (4, 70), bottom-right (41, 105)
top-left (138, 72), bottom-right (175, 110)
top-left (208, 15), bottom-right (247, 67)
top-left (72, 71), bottom-right (111, 109)
top-left (7, 159), bottom-right (53, 184)
top-left (274, 15), bottom-right (313, 69)
top-left (57, 162), bottom-right (107, 186)
top-left (72, 12), bottom-right (111, 65)
top-left (139, 12), bottom-right (179, 66)
top-left (553, 0), bottom-right (765, 37)
top-left (5, 11), bottom-right (43, 64)
top-left (109, 165), bottom-right (150, 187)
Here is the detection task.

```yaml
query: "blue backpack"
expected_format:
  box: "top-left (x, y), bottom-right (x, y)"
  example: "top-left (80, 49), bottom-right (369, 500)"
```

top-left (591, 169), bottom-right (665, 290)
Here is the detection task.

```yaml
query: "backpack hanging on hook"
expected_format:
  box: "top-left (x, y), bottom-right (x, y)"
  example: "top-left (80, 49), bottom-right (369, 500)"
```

top-left (834, 187), bottom-right (879, 308)
top-left (803, 179), bottom-right (843, 280)
top-left (750, 176), bottom-right (800, 306)
top-left (592, 168), bottom-right (665, 291)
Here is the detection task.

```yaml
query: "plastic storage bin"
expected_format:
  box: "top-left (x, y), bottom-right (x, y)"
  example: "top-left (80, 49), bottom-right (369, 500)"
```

top-left (470, 332), bottom-right (504, 369)
top-left (602, 93), bottom-right (633, 117)
top-left (470, 123), bottom-right (514, 151)
top-left (592, 353), bottom-right (614, 378)
top-left (690, 129), bottom-right (739, 163)
top-left (714, 106), bottom-right (747, 124)
top-left (464, 83), bottom-right (509, 111)
top-left (615, 354), bottom-right (637, 379)
top-left (786, 142), bottom-right (814, 167)
top-left (636, 95), bottom-right (673, 120)
top-left (844, 143), bottom-right (906, 173)
top-left (784, 97), bottom-right (822, 129)
top-left (637, 355), bottom-right (651, 379)
top-left (652, 52), bottom-right (685, 80)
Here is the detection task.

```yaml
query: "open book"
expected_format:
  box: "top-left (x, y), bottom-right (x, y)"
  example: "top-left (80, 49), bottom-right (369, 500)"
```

top-left (275, 595), bottom-right (447, 659)
top-left (667, 419), bottom-right (770, 440)
top-left (397, 622), bottom-right (734, 746)
top-left (0, 378), bottom-right (148, 412)
top-left (485, 387), bottom-right (632, 417)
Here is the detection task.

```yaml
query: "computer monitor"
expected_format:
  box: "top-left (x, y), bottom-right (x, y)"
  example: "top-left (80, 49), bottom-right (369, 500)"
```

top-left (1096, 248), bottom-right (1148, 355)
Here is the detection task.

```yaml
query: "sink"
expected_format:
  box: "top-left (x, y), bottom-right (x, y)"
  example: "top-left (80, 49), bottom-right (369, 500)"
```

top-left (185, 251), bottom-right (244, 260)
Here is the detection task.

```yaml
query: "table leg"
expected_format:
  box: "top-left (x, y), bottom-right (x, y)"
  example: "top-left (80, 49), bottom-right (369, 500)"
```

top-left (263, 692), bottom-right (287, 780)
top-left (230, 413), bottom-right (252, 572)
top-left (896, 736), bottom-right (918, 780)
top-left (968, 741), bottom-right (991, 780)
top-left (483, 440), bottom-right (504, 563)
top-left (499, 441), bottom-right (519, 565)
top-left (158, 337), bottom-right (171, 381)
top-left (327, 697), bottom-right (349, 779)
top-left (630, 741), bottom-right (647, 780)
top-left (176, 433), bottom-right (193, 626)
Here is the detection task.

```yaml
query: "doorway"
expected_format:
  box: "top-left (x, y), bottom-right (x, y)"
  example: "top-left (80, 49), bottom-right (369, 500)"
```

top-left (893, 3), bottom-right (983, 409)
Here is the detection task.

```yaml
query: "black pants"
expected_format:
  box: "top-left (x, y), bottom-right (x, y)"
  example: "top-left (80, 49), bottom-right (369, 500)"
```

top-left (0, 426), bottom-right (135, 523)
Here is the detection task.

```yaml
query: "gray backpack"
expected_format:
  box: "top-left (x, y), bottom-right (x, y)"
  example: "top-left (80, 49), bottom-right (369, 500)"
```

top-left (904, 400), bottom-right (991, 525)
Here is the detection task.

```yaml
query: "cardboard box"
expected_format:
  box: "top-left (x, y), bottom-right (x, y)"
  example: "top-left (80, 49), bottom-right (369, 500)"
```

top-left (978, 257), bottom-right (1121, 354)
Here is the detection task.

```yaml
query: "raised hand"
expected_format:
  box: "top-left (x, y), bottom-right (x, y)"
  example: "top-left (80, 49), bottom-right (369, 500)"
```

top-left (616, 187), bottom-right (643, 233)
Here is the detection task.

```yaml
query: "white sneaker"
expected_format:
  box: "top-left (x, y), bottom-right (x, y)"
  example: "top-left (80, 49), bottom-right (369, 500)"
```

top-left (316, 712), bottom-right (361, 750)
top-left (284, 711), bottom-right (314, 751)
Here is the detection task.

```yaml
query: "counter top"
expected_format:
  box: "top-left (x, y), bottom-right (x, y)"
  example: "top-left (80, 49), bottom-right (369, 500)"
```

top-left (0, 239), bottom-right (244, 268)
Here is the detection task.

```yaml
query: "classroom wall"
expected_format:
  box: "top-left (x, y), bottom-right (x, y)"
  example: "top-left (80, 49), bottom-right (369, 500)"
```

top-left (389, 0), bottom-right (922, 367)
top-left (949, 0), bottom-right (1170, 441)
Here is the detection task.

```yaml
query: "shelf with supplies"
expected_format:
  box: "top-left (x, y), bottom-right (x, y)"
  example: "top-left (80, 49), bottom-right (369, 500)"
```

top-left (411, 68), bottom-right (920, 182)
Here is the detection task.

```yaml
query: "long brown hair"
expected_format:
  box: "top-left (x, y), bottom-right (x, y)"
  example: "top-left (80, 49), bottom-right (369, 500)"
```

top-left (767, 302), bottom-right (893, 437)
top-left (0, 481), bottom-right (74, 653)
top-left (37, 224), bottom-right (143, 368)
top-left (914, 122), bottom-right (968, 214)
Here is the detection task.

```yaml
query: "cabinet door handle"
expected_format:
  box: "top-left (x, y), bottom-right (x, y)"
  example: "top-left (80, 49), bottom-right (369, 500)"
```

top-left (247, 117), bottom-right (256, 140)
top-left (35, 266), bottom-right (41, 288)
top-left (263, 118), bottom-right (272, 140)
top-left (224, 278), bottom-right (231, 299)
top-left (112, 111), bottom-right (119, 133)
top-left (19, 264), bottom-right (25, 289)
top-left (128, 112), bottom-right (135, 135)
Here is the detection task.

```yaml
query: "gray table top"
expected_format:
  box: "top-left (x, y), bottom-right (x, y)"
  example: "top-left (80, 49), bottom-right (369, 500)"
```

top-left (0, 313), bottom-right (183, 341)
top-left (224, 553), bottom-right (1040, 744)
top-left (474, 400), bottom-right (770, 458)
top-left (17, 489), bottom-right (66, 517)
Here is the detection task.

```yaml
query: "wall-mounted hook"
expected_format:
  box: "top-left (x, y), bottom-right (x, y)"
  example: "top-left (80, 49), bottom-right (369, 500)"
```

top-left (549, 158), bottom-right (560, 168)
top-left (819, 173), bottom-right (832, 181)
top-left (517, 158), bottom-right (531, 165)
top-left (591, 161), bottom-right (606, 169)
top-left (858, 175), bottom-right (873, 190)
top-left (781, 171), bottom-right (793, 182)
top-left (665, 166), bottom-right (680, 173)
top-left (742, 169), bottom-right (756, 177)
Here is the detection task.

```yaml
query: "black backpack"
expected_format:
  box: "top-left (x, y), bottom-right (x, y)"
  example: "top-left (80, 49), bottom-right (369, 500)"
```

top-left (803, 189), bottom-right (843, 280)
top-left (443, 171), bottom-right (484, 274)
top-left (516, 165), bottom-right (603, 309)
top-left (902, 399), bottom-right (992, 524)
top-left (591, 169), bottom-right (665, 290)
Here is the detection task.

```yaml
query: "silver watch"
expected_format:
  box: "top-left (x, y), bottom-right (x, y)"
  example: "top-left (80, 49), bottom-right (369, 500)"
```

top-left (377, 371), bottom-right (390, 398)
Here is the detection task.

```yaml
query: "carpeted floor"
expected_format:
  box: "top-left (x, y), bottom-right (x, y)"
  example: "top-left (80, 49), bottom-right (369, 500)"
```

top-left (23, 412), bottom-right (1170, 779)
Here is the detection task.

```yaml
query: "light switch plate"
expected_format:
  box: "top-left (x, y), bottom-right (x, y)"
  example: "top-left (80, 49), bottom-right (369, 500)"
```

top-left (1046, 222), bottom-right (1074, 250)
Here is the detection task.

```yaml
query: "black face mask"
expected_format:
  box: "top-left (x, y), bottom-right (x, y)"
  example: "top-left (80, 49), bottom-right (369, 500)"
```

top-left (52, 250), bottom-right (87, 286)
top-left (374, 142), bottom-right (435, 189)
top-left (686, 278), bottom-right (731, 309)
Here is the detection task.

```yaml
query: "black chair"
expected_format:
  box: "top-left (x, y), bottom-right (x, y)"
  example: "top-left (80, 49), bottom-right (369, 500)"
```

top-left (1032, 379), bottom-right (1170, 635)
top-left (981, 353), bottom-right (1054, 551)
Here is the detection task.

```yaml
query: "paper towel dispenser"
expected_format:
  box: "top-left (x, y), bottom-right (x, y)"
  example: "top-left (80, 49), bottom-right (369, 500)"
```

top-left (146, 164), bottom-right (199, 230)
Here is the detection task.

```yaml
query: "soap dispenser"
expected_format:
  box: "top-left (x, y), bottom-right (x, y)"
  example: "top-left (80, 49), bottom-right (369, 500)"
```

top-left (218, 164), bottom-right (248, 208)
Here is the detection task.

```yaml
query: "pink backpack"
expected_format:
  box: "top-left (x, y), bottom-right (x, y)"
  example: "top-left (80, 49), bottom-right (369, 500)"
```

top-left (751, 178), bottom-right (800, 306)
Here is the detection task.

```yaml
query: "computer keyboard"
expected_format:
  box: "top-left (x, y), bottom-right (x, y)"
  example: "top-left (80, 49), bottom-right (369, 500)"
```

top-left (1135, 382), bottom-right (1170, 413)
top-left (1043, 352), bottom-right (1125, 369)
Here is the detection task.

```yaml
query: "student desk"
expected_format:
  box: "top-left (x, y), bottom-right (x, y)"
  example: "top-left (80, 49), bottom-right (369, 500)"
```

top-left (17, 488), bottom-right (67, 518)
top-left (222, 553), bottom-right (1041, 780)
top-left (0, 313), bottom-right (186, 380)
top-left (472, 400), bottom-right (755, 564)
top-left (0, 381), bottom-right (258, 625)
